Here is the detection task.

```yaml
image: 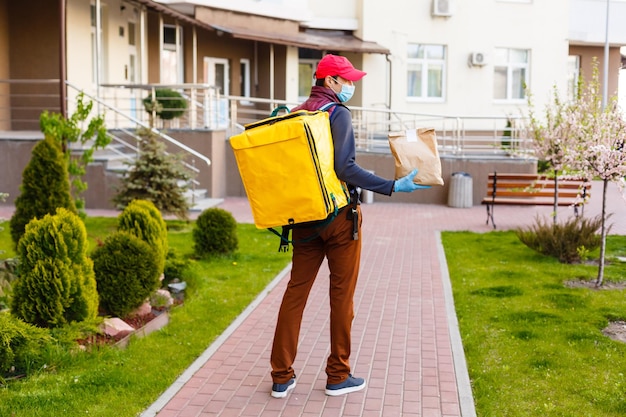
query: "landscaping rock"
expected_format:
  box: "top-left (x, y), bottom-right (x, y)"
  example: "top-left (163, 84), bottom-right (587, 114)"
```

top-left (152, 289), bottom-right (174, 308)
top-left (130, 301), bottom-right (152, 316)
top-left (103, 317), bottom-right (135, 337)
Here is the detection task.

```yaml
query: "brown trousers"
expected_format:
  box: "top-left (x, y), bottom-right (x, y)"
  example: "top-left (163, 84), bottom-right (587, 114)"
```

top-left (270, 206), bottom-right (362, 385)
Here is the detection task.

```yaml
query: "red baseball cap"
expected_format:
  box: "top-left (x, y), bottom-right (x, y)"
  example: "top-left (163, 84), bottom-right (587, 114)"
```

top-left (315, 54), bottom-right (366, 81)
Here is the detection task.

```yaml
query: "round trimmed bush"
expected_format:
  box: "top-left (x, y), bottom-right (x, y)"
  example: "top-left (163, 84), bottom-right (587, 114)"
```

top-left (117, 200), bottom-right (168, 276)
top-left (11, 208), bottom-right (98, 328)
top-left (193, 208), bottom-right (238, 258)
top-left (143, 88), bottom-right (187, 120)
top-left (92, 232), bottom-right (160, 317)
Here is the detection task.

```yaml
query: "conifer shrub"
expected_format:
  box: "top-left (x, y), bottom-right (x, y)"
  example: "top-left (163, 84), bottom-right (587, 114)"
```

top-left (91, 232), bottom-right (161, 318)
top-left (113, 131), bottom-right (192, 219)
top-left (516, 215), bottom-right (604, 263)
top-left (117, 200), bottom-right (168, 276)
top-left (0, 258), bottom-right (19, 311)
top-left (11, 208), bottom-right (98, 328)
top-left (193, 208), bottom-right (238, 258)
top-left (0, 312), bottom-right (52, 377)
top-left (164, 248), bottom-right (190, 285)
top-left (9, 136), bottom-right (77, 248)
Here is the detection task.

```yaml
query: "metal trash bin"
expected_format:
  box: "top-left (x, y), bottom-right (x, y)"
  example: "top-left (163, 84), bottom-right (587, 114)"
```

top-left (448, 172), bottom-right (473, 208)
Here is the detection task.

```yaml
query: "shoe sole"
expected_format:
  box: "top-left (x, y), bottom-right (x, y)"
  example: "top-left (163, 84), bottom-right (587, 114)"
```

top-left (271, 380), bottom-right (296, 398)
top-left (324, 380), bottom-right (366, 396)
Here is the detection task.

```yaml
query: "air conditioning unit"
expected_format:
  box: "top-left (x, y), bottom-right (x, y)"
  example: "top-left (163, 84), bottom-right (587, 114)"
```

top-left (469, 52), bottom-right (488, 67)
top-left (432, 0), bottom-right (453, 17)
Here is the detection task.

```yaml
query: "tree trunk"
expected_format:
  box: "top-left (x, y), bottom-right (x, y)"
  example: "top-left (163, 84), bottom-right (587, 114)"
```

top-left (553, 170), bottom-right (559, 225)
top-left (595, 178), bottom-right (608, 287)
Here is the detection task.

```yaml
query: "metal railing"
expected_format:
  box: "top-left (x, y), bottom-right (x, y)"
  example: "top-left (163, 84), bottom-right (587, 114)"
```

top-left (0, 79), bottom-right (62, 131)
top-left (0, 79), bottom-right (535, 159)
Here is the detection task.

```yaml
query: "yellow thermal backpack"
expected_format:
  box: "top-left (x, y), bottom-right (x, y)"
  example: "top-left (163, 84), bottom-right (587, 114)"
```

top-left (230, 103), bottom-right (350, 250)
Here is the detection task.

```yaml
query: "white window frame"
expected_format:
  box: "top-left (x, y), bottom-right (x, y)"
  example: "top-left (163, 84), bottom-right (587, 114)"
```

top-left (240, 58), bottom-right (252, 104)
top-left (493, 47), bottom-right (529, 103)
top-left (406, 43), bottom-right (446, 103)
top-left (161, 24), bottom-right (183, 84)
top-left (90, 2), bottom-right (105, 86)
top-left (298, 59), bottom-right (319, 102)
top-left (567, 55), bottom-right (580, 102)
top-left (204, 57), bottom-right (230, 95)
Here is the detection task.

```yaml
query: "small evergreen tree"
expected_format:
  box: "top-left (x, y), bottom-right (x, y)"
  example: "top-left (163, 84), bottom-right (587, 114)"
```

top-left (9, 136), bottom-right (77, 248)
top-left (11, 208), bottom-right (98, 328)
top-left (113, 130), bottom-right (192, 219)
top-left (117, 200), bottom-right (168, 277)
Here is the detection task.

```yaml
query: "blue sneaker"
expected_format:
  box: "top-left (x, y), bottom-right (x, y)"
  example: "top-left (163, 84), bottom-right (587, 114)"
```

top-left (325, 374), bottom-right (366, 396)
top-left (271, 376), bottom-right (296, 398)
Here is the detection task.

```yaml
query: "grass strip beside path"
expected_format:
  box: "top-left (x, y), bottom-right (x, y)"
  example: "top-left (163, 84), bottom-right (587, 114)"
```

top-left (443, 231), bottom-right (626, 417)
top-left (0, 218), bottom-right (290, 416)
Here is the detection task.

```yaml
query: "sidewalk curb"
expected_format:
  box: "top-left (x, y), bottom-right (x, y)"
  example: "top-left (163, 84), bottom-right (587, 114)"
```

top-left (140, 263), bottom-right (292, 417)
top-left (436, 231), bottom-right (477, 417)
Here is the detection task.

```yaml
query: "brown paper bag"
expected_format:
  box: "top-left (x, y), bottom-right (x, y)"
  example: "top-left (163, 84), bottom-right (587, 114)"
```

top-left (388, 128), bottom-right (444, 186)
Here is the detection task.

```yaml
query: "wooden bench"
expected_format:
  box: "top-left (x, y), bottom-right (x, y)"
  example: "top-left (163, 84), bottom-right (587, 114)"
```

top-left (481, 172), bottom-right (591, 229)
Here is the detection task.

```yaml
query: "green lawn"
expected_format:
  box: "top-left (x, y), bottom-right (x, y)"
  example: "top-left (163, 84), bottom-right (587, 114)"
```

top-left (443, 231), bottom-right (626, 417)
top-left (4, 216), bottom-right (626, 416)
top-left (0, 216), bottom-right (291, 416)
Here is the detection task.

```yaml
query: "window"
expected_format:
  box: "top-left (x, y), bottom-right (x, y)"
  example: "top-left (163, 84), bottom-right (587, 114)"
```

top-left (567, 55), bottom-right (580, 101)
top-left (162, 24), bottom-right (183, 84)
top-left (297, 49), bottom-right (324, 102)
top-left (493, 48), bottom-right (529, 101)
top-left (240, 58), bottom-right (251, 103)
top-left (204, 57), bottom-right (229, 95)
top-left (407, 44), bottom-right (445, 100)
top-left (298, 60), bottom-right (317, 101)
top-left (90, 3), bottom-right (103, 85)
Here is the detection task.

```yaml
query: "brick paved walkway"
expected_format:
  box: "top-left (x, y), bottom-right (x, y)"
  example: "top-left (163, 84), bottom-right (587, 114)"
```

top-left (1, 181), bottom-right (624, 417)
top-left (135, 180), bottom-right (625, 417)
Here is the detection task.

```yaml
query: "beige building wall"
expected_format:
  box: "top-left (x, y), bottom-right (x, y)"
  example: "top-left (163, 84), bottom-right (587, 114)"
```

top-left (356, 0), bottom-right (570, 122)
top-left (570, 45), bottom-right (622, 98)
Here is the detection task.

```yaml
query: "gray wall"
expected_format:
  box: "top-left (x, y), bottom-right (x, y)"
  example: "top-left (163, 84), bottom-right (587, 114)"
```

top-left (225, 138), bottom-right (537, 206)
top-left (1, 134), bottom-right (536, 210)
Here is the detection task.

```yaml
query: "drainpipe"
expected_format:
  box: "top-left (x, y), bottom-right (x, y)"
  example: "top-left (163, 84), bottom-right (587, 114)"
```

top-left (193, 26), bottom-right (197, 83)
top-left (386, 53), bottom-right (392, 109)
top-left (602, 0), bottom-right (610, 109)
top-left (95, 0), bottom-right (102, 99)
top-left (386, 53), bottom-right (392, 129)
top-left (269, 44), bottom-right (274, 107)
top-left (59, 0), bottom-right (67, 118)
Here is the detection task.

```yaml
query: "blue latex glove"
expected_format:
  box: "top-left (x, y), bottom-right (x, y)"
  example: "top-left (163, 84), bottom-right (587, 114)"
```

top-left (393, 169), bottom-right (432, 192)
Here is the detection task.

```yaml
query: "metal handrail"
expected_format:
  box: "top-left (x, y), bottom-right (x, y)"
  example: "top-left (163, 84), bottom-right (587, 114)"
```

top-left (0, 79), bottom-right (534, 159)
top-left (66, 82), bottom-right (211, 167)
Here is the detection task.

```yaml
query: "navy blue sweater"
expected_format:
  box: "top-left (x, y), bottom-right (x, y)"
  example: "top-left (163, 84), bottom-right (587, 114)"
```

top-left (292, 86), bottom-right (395, 196)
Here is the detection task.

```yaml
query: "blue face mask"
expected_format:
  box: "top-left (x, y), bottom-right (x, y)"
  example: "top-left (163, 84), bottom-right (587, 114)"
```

top-left (332, 78), bottom-right (355, 103)
top-left (337, 84), bottom-right (355, 103)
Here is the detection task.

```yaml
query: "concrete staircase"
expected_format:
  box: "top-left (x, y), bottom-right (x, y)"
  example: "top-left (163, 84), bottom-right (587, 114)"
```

top-left (77, 139), bottom-right (222, 213)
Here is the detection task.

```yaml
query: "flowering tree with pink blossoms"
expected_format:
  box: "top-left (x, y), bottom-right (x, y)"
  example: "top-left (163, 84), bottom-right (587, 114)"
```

top-left (526, 87), bottom-right (584, 224)
top-left (525, 61), bottom-right (626, 284)
top-left (566, 68), bottom-right (626, 286)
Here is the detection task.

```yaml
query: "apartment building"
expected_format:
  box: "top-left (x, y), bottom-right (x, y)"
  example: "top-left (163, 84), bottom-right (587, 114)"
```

top-left (0, 0), bottom-right (625, 208)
